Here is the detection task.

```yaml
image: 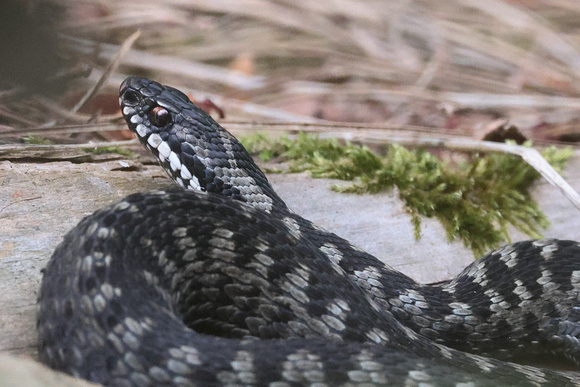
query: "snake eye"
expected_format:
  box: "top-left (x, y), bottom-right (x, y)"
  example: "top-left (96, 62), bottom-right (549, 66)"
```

top-left (150, 106), bottom-right (171, 127)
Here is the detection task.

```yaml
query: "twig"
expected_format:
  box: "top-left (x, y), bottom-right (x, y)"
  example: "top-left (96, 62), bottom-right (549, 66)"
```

top-left (70, 30), bottom-right (141, 114)
top-left (65, 37), bottom-right (265, 91)
top-left (0, 123), bottom-right (123, 137)
top-left (0, 140), bottom-right (136, 153)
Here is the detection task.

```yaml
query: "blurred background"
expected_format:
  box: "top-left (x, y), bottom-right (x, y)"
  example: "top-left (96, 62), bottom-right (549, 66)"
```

top-left (3, 0), bottom-right (580, 146)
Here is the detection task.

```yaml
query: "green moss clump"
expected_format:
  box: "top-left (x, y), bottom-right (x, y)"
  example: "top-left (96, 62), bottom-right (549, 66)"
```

top-left (241, 132), bottom-right (574, 257)
top-left (22, 135), bottom-right (52, 145)
top-left (83, 146), bottom-right (136, 157)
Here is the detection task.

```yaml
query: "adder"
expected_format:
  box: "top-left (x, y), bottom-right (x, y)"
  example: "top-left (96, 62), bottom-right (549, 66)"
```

top-left (37, 76), bottom-right (580, 386)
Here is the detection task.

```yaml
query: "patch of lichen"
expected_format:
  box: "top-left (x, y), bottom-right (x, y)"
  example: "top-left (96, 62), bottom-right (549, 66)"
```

top-left (241, 133), bottom-right (574, 257)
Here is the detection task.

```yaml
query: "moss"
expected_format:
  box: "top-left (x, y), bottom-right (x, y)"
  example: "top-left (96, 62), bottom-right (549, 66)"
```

top-left (22, 135), bottom-right (52, 145)
top-left (241, 133), bottom-right (574, 257)
top-left (83, 146), bottom-right (136, 157)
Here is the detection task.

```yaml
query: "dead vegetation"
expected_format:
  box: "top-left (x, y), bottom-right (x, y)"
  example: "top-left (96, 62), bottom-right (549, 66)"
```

top-left (0, 1), bottom-right (579, 126)
top-left (1, 0), bottom-right (580, 210)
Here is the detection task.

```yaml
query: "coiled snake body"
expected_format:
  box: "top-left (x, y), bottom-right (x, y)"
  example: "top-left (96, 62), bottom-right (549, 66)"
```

top-left (37, 77), bottom-right (580, 386)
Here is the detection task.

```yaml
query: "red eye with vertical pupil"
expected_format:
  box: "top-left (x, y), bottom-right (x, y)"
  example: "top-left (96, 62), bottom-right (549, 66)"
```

top-left (150, 106), bottom-right (171, 126)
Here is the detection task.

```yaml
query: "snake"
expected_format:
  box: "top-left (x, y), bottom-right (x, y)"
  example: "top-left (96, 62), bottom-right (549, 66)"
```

top-left (36, 76), bottom-right (580, 386)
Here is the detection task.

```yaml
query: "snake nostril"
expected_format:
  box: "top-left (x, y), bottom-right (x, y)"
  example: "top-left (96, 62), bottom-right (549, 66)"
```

top-left (122, 90), bottom-right (141, 106)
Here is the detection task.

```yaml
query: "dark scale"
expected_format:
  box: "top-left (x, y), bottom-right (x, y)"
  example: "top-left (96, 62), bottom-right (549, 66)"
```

top-left (36, 76), bottom-right (580, 386)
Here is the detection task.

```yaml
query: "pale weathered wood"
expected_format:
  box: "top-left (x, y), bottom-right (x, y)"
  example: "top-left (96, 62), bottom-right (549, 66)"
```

top-left (0, 156), bottom-right (579, 383)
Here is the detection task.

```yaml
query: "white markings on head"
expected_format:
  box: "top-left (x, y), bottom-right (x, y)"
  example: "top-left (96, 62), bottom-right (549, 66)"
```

top-left (136, 124), bottom-right (148, 137)
top-left (168, 151), bottom-right (182, 172)
top-left (130, 114), bottom-right (143, 124)
top-left (180, 165), bottom-right (192, 180)
top-left (188, 175), bottom-right (201, 191)
top-left (147, 133), bottom-right (162, 148)
top-left (158, 141), bottom-right (171, 160)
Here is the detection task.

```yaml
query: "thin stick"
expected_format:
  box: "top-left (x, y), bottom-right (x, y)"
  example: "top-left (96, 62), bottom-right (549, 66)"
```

top-left (70, 30), bottom-right (141, 114)
top-left (0, 140), bottom-right (137, 153)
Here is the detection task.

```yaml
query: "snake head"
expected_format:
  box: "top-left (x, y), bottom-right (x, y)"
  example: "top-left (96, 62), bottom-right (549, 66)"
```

top-left (119, 76), bottom-right (284, 212)
top-left (119, 76), bottom-right (209, 192)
